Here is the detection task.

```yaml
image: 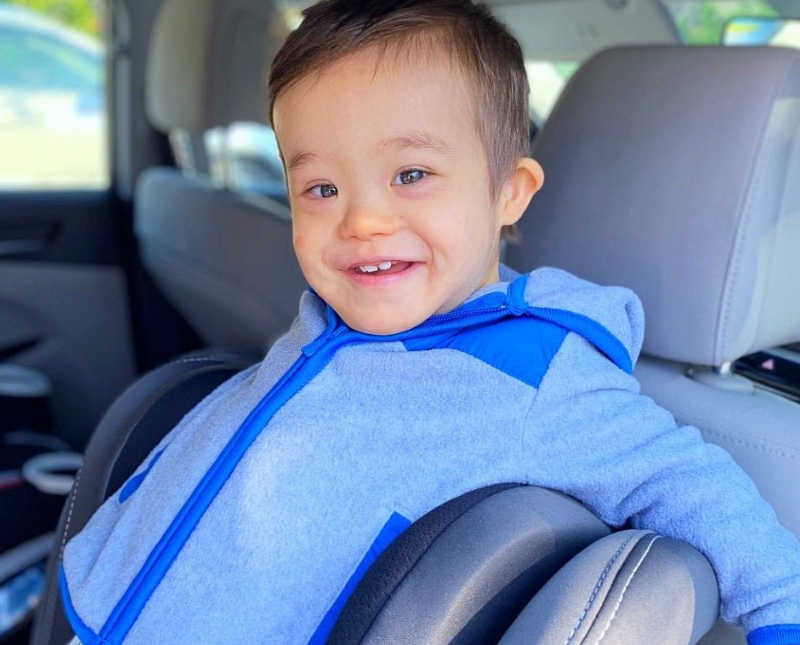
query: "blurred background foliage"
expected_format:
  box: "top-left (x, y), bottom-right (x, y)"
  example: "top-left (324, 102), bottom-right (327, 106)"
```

top-left (662, 1), bottom-right (779, 44)
top-left (0, 0), bottom-right (103, 37)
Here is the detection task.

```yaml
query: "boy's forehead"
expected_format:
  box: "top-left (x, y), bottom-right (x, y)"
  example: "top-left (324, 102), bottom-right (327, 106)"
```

top-left (272, 44), bottom-right (479, 151)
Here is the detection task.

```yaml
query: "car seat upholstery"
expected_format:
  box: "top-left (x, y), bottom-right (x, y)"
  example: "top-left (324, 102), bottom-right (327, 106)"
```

top-left (136, 170), bottom-right (303, 351)
top-left (505, 45), bottom-right (800, 644)
top-left (330, 486), bottom-right (717, 645)
top-left (499, 529), bottom-right (718, 645)
top-left (136, 0), bottom-right (305, 354)
top-left (328, 485), bottom-right (610, 644)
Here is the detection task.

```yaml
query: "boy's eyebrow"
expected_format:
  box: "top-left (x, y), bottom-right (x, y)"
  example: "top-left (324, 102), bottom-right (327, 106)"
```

top-left (286, 131), bottom-right (450, 172)
top-left (379, 131), bottom-right (452, 154)
top-left (287, 151), bottom-right (317, 172)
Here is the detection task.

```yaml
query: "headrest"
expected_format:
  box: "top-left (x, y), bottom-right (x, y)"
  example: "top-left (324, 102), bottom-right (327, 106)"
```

top-left (507, 46), bottom-right (800, 367)
top-left (146, 0), bottom-right (284, 132)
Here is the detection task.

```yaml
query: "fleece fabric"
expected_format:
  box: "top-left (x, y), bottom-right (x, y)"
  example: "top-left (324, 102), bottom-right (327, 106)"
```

top-left (60, 267), bottom-right (800, 645)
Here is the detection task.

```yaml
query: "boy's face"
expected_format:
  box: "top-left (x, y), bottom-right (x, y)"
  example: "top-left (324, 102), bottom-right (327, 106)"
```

top-left (273, 46), bottom-right (539, 335)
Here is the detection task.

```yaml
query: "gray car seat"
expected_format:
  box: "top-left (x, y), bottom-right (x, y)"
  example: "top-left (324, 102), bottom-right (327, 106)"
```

top-left (135, 0), bottom-right (305, 354)
top-left (505, 44), bottom-right (800, 644)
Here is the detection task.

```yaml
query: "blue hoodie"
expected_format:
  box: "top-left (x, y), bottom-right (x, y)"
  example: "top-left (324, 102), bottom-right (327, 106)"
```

top-left (61, 267), bottom-right (800, 645)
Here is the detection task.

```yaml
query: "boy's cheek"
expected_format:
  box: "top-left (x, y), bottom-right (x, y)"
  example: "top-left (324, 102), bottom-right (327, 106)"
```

top-left (293, 233), bottom-right (309, 254)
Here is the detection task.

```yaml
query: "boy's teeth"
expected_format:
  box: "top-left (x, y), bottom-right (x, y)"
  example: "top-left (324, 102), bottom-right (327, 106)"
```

top-left (358, 261), bottom-right (393, 273)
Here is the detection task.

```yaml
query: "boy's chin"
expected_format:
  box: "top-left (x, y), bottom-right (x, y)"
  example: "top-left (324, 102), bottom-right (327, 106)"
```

top-left (340, 309), bottom-right (429, 336)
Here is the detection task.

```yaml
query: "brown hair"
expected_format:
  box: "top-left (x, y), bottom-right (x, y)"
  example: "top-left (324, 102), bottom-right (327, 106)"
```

top-left (268, 0), bottom-right (530, 202)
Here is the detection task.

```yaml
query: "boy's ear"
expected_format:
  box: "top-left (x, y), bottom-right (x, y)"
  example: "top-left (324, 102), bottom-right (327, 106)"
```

top-left (499, 157), bottom-right (544, 227)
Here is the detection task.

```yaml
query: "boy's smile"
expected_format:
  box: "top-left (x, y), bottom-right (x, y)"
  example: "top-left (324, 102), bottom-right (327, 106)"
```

top-left (273, 45), bottom-right (541, 335)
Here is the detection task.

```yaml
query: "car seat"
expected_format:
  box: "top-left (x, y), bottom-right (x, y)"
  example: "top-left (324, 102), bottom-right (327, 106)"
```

top-left (135, 0), bottom-right (305, 354)
top-left (505, 44), bottom-right (800, 644)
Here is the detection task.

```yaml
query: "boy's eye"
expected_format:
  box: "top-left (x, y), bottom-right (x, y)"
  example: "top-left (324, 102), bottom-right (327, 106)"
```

top-left (309, 183), bottom-right (338, 198)
top-left (392, 169), bottom-right (426, 185)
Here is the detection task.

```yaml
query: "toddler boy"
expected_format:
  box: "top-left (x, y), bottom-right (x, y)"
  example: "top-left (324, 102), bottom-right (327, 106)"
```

top-left (61, 1), bottom-right (800, 644)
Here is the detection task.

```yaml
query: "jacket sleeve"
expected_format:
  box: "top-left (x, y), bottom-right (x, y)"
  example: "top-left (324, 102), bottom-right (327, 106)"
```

top-left (522, 332), bottom-right (800, 641)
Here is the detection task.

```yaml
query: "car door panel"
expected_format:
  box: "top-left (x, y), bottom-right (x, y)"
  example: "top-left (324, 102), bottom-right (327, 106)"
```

top-left (0, 191), bottom-right (135, 449)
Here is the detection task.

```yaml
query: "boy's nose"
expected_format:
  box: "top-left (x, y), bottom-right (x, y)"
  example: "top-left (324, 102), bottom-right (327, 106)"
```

top-left (339, 199), bottom-right (399, 240)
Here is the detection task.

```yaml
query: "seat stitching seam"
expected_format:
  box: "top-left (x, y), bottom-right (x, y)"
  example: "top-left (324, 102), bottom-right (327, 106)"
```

top-left (60, 464), bottom-right (84, 559)
top-left (169, 356), bottom-right (224, 365)
top-left (594, 534), bottom-right (661, 645)
top-left (714, 60), bottom-right (786, 364)
top-left (700, 428), bottom-right (799, 459)
top-left (561, 533), bottom-right (638, 645)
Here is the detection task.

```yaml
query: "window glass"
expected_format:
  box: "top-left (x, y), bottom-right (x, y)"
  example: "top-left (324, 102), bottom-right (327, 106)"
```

top-left (277, 1), bottom-right (307, 30)
top-left (723, 16), bottom-right (800, 47)
top-left (660, 0), bottom-right (779, 44)
top-left (525, 61), bottom-right (578, 125)
top-left (0, 0), bottom-right (106, 189)
top-left (205, 122), bottom-right (288, 207)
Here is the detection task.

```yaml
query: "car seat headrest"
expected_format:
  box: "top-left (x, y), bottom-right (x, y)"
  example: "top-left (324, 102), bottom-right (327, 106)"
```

top-left (506, 45), bottom-right (800, 367)
top-left (145, 0), bottom-right (285, 133)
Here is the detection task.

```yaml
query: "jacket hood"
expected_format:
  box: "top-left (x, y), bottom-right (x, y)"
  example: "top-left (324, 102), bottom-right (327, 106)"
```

top-left (520, 266), bottom-right (645, 367)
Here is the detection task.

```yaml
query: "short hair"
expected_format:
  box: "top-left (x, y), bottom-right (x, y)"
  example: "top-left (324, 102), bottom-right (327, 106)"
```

top-left (268, 0), bottom-right (530, 198)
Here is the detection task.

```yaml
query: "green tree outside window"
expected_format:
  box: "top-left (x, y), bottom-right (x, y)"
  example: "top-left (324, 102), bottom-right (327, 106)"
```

top-left (662, 1), bottom-right (778, 44)
top-left (0, 0), bottom-right (102, 37)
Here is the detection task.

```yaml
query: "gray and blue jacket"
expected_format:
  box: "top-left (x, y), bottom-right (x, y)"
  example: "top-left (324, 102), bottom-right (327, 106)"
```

top-left (61, 267), bottom-right (800, 645)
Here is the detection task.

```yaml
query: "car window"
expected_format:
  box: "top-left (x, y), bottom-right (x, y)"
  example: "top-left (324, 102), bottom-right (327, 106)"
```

top-left (524, 61), bottom-right (579, 125)
top-left (723, 15), bottom-right (800, 46)
top-left (0, 1), bottom-right (107, 190)
top-left (0, 26), bottom-right (100, 90)
top-left (662, 0), bottom-right (779, 44)
top-left (205, 122), bottom-right (289, 208)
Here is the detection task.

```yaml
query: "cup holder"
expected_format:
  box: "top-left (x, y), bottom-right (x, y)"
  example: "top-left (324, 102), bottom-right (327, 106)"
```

top-left (21, 452), bottom-right (83, 496)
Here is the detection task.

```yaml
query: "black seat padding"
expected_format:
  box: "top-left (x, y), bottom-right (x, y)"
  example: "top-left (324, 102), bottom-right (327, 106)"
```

top-left (30, 350), bottom-right (257, 645)
top-left (330, 486), bottom-right (610, 644)
top-left (327, 483), bottom-right (520, 644)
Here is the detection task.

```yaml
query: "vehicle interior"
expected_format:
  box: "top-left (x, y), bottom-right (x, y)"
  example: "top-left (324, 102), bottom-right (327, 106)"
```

top-left (1, 0), bottom-right (799, 643)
